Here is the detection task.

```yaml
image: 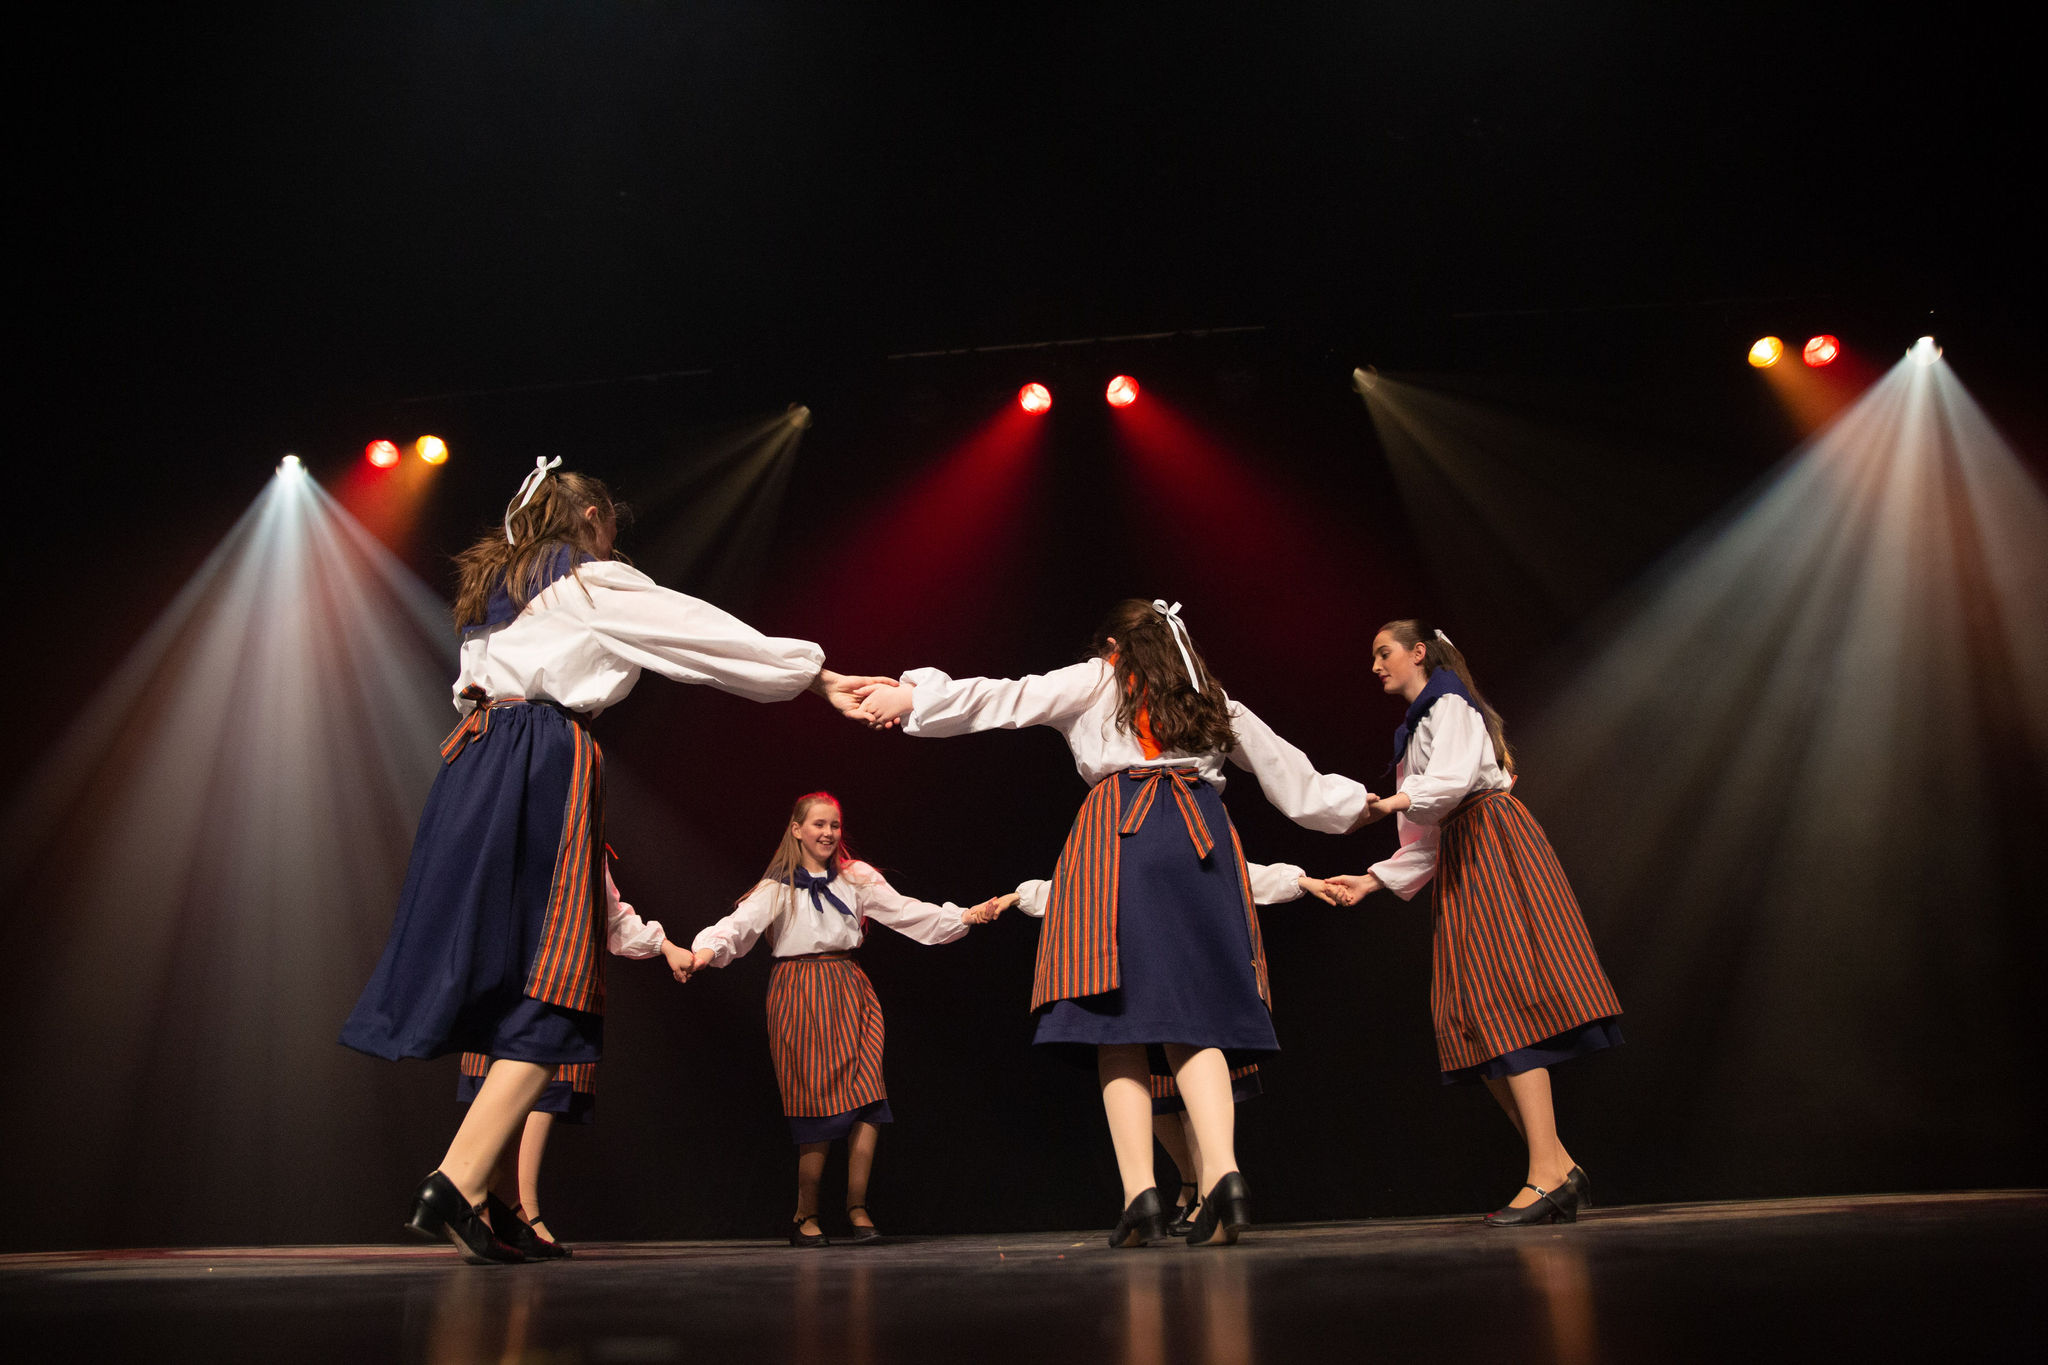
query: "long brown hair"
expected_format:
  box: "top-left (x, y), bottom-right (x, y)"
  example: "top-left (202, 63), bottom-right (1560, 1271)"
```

top-left (451, 469), bottom-right (624, 629)
top-left (749, 791), bottom-right (869, 926)
top-left (1379, 619), bottom-right (1515, 775)
top-left (1091, 599), bottom-right (1238, 756)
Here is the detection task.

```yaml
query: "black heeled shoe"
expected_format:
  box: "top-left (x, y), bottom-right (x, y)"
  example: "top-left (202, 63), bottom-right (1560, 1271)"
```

top-left (843, 1203), bottom-right (881, 1245)
top-left (1108, 1188), bottom-right (1170, 1249)
top-left (789, 1213), bottom-right (830, 1248)
top-left (1484, 1179), bottom-right (1582, 1226)
top-left (1168, 1182), bottom-right (1200, 1238)
top-left (405, 1171), bottom-right (524, 1264)
top-left (1565, 1166), bottom-right (1593, 1208)
top-left (486, 1194), bottom-right (571, 1260)
top-left (1184, 1173), bottom-right (1251, 1247)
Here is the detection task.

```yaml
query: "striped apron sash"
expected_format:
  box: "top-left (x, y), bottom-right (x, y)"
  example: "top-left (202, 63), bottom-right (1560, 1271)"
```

top-left (441, 690), bottom-right (609, 1015)
top-left (1431, 788), bottom-right (1621, 1072)
top-left (1032, 766), bottom-right (1272, 1011)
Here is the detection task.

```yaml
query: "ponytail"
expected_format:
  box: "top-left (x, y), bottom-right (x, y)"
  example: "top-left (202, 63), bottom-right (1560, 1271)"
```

top-left (1379, 619), bottom-right (1515, 774)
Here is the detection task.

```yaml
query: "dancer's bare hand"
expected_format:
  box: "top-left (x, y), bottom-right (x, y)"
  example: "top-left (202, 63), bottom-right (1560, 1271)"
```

top-left (1325, 873), bottom-right (1384, 906)
top-left (661, 940), bottom-right (696, 983)
top-left (853, 681), bottom-right (916, 730)
top-left (1298, 876), bottom-right (1340, 905)
top-left (1349, 795), bottom-right (1399, 830)
top-left (964, 892), bottom-right (1019, 925)
top-left (813, 669), bottom-right (897, 717)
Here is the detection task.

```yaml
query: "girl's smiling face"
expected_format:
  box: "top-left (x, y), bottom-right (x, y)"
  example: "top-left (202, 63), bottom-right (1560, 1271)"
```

top-left (1370, 630), bottom-right (1430, 701)
top-left (791, 801), bottom-right (843, 871)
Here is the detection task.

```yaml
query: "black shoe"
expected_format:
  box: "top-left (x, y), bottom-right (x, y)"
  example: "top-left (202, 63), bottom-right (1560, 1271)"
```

top-left (1564, 1166), bottom-right (1592, 1209)
top-left (1184, 1173), bottom-right (1251, 1247)
top-left (1108, 1188), bottom-right (1170, 1249)
top-left (1484, 1180), bottom-right (1581, 1226)
top-left (843, 1203), bottom-right (882, 1245)
top-left (790, 1214), bottom-right (830, 1248)
top-left (1168, 1182), bottom-right (1199, 1238)
top-left (405, 1172), bottom-right (524, 1264)
top-left (486, 1194), bottom-right (571, 1260)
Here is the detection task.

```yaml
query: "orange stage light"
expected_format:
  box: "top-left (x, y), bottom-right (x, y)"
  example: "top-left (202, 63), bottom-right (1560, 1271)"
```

top-left (1802, 335), bottom-right (1841, 368)
top-left (365, 440), bottom-right (400, 468)
top-left (416, 435), bottom-right (449, 465)
top-left (1018, 382), bottom-right (1052, 415)
top-left (1105, 375), bottom-right (1140, 408)
top-left (1748, 337), bottom-right (1785, 369)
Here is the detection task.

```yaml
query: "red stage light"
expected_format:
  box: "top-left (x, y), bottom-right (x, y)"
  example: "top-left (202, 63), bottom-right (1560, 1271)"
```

top-left (1018, 382), bottom-right (1052, 415)
top-left (1802, 335), bottom-right (1840, 367)
top-left (366, 439), bottom-right (400, 468)
top-left (1105, 375), bottom-right (1139, 408)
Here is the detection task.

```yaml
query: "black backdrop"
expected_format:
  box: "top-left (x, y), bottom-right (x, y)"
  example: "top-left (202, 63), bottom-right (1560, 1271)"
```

top-left (6, 3), bottom-right (2045, 1251)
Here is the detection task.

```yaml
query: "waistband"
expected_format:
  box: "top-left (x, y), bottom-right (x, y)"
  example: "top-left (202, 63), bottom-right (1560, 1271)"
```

top-left (778, 950), bottom-right (858, 963)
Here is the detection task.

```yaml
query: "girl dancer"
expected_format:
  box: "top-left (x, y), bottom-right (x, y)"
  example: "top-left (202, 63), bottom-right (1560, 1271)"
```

top-left (341, 459), bottom-right (880, 1263)
top-left (1014, 862), bottom-right (1338, 1235)
top-left (454, 861), bottom-right (690, 1258)
top-left (854, 599), bottom-right (1368, 1246)
top-left (686, 791), bottom-right (1012, 1247)
top-left (1325, 621), bottom-right (1622, 1226)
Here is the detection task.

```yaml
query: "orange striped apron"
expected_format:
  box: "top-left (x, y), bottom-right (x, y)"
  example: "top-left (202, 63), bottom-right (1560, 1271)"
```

top-left (765, 951), bottom-right (888, 1119)
top-left (1032, 765), bottom-right (1270, 1012)
top-left (441, 695), bottom-right (608, 1015)
top-left (1431, 789), bottom-right (1622, 1071)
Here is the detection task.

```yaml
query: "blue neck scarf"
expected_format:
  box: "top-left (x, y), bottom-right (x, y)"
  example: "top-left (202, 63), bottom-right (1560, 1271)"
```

top-left (474, 545), bottom-right (593, 632)
top-left (1389, 667), bottom-right (1475, 777)
top-left (792, 867), bottom-right (855, 919)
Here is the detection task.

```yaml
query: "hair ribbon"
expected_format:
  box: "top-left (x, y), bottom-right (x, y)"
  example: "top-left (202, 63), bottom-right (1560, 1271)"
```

top-left (1152, 599), bottom-right (1203, 693)
top-left (504, 456), bottom-right (563, 545)
top-left (1434, 628), bottom-right (1455, 649)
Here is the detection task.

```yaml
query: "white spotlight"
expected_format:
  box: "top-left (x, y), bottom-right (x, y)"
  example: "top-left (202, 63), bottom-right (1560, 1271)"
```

top-left (1910, 336), bottom-right (1943, 366)
top-left (278, 454), bottom-right (305, 476)
top-left (1351, 366), bottom-right (1379, 396)
top-left (786, 403), bottom-right (814, 430)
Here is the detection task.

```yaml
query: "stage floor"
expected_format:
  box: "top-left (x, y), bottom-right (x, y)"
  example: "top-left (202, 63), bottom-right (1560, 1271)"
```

top-left (3, 1191), bottom-right (2041, 1363)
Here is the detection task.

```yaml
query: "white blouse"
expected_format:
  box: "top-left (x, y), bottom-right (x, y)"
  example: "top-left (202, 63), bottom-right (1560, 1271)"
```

top-left (1012, 861), bottom-right (1307, 917)
top-left (691, 861), bottom-right (970, 966)
top-left (604, 865), bottom-right (670, 959)
top-left (454, 559), bottom-right (825, 717)
top-left (898, 658), bottom-right (1368, 833)
top-left (1368, 694), bottom-right (1514, 900)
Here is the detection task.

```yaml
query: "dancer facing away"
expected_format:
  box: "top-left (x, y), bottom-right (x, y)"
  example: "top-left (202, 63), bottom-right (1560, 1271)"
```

top-left (453, 861), bottom-right (689, 1258)
top-left (340, 460), bottom-right (883, 1263)
top-left (686, 791), bottom-right (1014, 1246)
top-left (854, 599), bottom-right (1369, 1247)
top-left (1014, 861), bottom-right (1340, 1235)
top-left (1325, 620), bottom-right (1623, 1226)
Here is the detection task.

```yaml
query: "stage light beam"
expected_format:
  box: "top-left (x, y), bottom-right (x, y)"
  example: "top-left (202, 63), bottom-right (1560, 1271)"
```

top-left (415, 436), bottom-right (449, 465)
top-left (1749, 337), bottom-right (1785, 369)
top-left (366, 440), bottom-right (400, 469)
top-left (1019, 383), bottom-right (1052, 415)
top-left (1106, 375), bottom-right (1140, 408)
top-left (1911, 336), bottom-right (1943, 366)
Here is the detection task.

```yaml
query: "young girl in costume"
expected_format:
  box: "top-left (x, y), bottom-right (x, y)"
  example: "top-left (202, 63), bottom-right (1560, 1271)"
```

top-left (686, 791), bottom-right (1013, 1246)
top-left (855, 599), bottom-right (1369, 1247)
top-left (453, 860), bottom-right (687, 1259)
top-left (1325, 620), bottom-right (1623, 1226)
top-left (1013, 861), bottom-right (1338, 1235)
top-left (340, 458), bottom-right (881, 1263)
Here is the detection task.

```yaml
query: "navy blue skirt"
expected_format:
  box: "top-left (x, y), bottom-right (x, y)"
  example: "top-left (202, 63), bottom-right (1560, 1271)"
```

top-left (1034, 780), bottom-right (1278, 1055)
top-left (1439, 1017), bottom-right (1625, 1086)
top-left (340, 701), bottom-right (602, 1065)
top-left (459, 1058), bottom-right (598, 1125)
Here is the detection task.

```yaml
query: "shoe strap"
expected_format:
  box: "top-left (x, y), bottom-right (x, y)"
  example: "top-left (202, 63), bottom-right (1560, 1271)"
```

top-left (1524, 1183), bottom-right (1548, 1197)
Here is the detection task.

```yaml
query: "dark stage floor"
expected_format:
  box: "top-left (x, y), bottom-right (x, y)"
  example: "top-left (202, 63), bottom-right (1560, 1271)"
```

top-left (3, 1191), bottom-right (2040, 1363)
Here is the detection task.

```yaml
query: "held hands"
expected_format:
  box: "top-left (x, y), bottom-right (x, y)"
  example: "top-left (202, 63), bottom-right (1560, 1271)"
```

top-left (851, 680), bottom-right (916, 730)
top-left (1297, 875), bottom-right (1340, 905)
top-left (963, 892), bottom-right (1019, 926)
top-left (1348, 793), bottom-right (1404, 831)
top-left (1324, 873), bottom-right (1385, 906)
top-left (661, 940), bottom-right (697, 983)
top-left (813, 669), bottom-right (899, 717)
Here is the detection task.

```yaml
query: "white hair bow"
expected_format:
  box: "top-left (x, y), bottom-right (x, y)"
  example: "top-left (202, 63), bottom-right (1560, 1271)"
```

top-left (504, 456), bottom-right (563, 545)
top-left (1434, 629), bottom-right (1455, 649)
top-left (1152, 600), bottom-right (1202, 693)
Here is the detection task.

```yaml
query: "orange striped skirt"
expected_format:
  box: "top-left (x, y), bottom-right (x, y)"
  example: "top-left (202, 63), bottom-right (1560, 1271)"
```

top-left (1431, 790), bottom-right (1622, 1073)
top-left (765, 954), bottom-right (889, 1124)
